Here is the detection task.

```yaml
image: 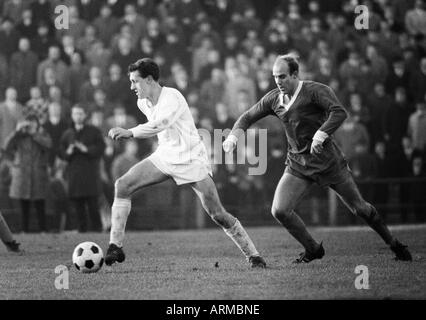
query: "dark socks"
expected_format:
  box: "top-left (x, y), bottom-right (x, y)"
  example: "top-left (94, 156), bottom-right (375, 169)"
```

top-left (361, 204), bottom-right (395, 245)
top-left (277, 210), bottom-right (320, 252)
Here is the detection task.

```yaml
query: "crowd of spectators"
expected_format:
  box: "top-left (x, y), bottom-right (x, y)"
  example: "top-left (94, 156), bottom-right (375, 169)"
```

top-left (0, 0), bottom-right (425, 232)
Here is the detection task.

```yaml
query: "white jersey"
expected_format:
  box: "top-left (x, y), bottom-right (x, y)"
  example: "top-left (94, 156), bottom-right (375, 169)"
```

top-left (129, 87), bottom-right (208, 165)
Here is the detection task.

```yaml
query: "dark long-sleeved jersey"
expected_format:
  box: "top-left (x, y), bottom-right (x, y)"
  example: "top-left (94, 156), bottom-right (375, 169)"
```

top-left (230, 80), bottom-right (348, 154)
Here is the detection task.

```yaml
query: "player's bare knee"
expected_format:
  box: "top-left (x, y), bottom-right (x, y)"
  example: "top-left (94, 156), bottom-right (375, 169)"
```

top-left (114, 177), bottom-right (132, 198)
top-left (271, 206), bottom-right (292, 222)
top-left (356, 202), bottom-right (380, 222)
top-left (353, 201), bottom-right (372, 219)
top-left (208, 208), bottom-right (228, 226)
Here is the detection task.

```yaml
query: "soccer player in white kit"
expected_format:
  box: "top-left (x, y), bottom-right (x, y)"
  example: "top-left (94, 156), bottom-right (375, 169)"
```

top-left (105, 58), bottom-right (266, 268)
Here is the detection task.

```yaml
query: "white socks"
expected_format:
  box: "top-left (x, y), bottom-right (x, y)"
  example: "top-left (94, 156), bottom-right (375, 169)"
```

top-left (109, 199), bottom-right (260, 259)
top-left (110, 198), bottom-right (131, 247)
top-left (223, 219), bottom-right (260, 258)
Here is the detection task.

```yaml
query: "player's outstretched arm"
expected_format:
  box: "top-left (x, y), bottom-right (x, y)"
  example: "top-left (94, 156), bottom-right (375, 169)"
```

top-left (223, 94), bottom-right (274, 153)
top-left (223, 111), bottom-right (255, 153)
top-left (108, 127), bottom-right (134, 140)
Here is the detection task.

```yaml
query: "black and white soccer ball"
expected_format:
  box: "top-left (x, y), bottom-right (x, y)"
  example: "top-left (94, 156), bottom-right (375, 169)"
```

top-left (72, 241), bottom-right (104, 273)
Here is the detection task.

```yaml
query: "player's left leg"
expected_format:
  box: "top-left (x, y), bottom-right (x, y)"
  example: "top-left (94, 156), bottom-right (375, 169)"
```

top-left (331, 175), bottom-right (412, 261)
top-left (190, 175), bottom-right (266, 268)
top-left (105, 158), bottom-right (169, 265)
top-left (0, 211), bottom-right (21, 252)
top-left (271, 172), bottom-right (324, 263)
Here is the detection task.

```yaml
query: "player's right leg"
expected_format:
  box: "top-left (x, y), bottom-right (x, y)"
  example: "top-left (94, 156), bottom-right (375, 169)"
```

top-left (190, 175), bottom-right (266, 268)
top-left (105, 158), bottom-right (169, 266)
top-left (271, 172), bottom-right (324, 263)
top-left (331, 175), bottom-right (412, 261)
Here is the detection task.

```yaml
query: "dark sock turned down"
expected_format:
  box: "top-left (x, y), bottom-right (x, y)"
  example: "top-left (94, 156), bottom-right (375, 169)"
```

top-left (276, 210), bottom-right (320, 253)
top-left (361, 204), bottom-right (394, 245)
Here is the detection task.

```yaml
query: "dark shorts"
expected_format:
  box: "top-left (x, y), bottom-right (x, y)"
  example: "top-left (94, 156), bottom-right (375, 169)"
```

top-left (285, 140), bottom-right (352, 187)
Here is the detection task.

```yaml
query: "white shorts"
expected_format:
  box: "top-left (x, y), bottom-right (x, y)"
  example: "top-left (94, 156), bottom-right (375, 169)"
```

top-left (147, 152), bottom-right (212, 185)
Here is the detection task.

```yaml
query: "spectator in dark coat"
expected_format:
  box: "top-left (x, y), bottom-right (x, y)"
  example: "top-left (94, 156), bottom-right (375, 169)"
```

top-left (102, 63), bottom-right (133, 115)
top-left (3, 113), bottom-right (52, 232)
top-left (37, 45), bottom-right (70, 99)
top-left (2, 0), bottom-right (29, 23)
top-left (78, 66), bottom-right (104, 105)
top-left (76, 0), bottom-right (103, 21)
top-left (383, 87), bottom-right (413, 174)
top-left (15, 9), bottom-right (37, 39)
top-left (47, 159), bottom-right (70, 233)
top-left (46, 86), bottom-right (72, 121)
top-left (199, 68), bottom-right (226, 118)
top-left (408, 149), bottom-right (426, 222)
top-left (88, 89), bottom-right (116, 118)
top-left (59, 105), bottom-right (105, 232)
top-left (30, 0), bottom-right (52, 25)
top-left (60, 34), bottom-right (79, 66)
top-left (69, 51), bottom-right (89, 105)
top-left (43, 102), bottom-right (69, 167)
top-left (372, 141), bottom-right (392, 221)
top-left (385, 57), bottom-right (411, 98)
top-left (366, 83), bottom-right (393, 149)
top-left (111, 36), bottom-right (139, 76)
top-left (334, 115), bottom-right (370, 160)
top-left (9, 38), bottom-right (39, 103)
top-left (93, 4), bottom-right (120, 47)
top-left (409, 57), bottom-right (426, 103)
top-left (0, 18), bottom-right (21, 61)
top-left (399, 136), bottom-right (414, 221)
top-left (31, 21), bottom-right (58, 61)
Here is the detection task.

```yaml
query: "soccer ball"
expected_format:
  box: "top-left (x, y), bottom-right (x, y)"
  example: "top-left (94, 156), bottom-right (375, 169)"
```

top-left (72, 242), bottom-right (104, 273)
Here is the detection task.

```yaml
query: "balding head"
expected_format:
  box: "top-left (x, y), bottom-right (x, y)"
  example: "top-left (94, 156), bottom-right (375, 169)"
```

top-left (272, 54), bottom-right (300, 95)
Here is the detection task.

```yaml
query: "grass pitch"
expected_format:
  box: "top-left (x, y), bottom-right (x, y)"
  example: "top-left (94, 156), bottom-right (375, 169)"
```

top-left (0, 225), bottom-right (425, 299)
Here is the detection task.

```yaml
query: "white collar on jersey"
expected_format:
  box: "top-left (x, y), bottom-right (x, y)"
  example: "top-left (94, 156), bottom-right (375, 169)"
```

top-left (145, 87), bottom-right (165, 108)
top-left (279, 80), bottom-right (303, 111)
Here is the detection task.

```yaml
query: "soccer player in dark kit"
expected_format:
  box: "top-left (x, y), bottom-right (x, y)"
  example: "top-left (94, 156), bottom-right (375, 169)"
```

top-left (223, 54), bottom-right (412, 263)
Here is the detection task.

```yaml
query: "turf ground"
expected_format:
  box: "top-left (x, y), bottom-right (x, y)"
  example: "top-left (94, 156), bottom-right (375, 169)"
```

top-left (0, 225), bottom-right (425, 300)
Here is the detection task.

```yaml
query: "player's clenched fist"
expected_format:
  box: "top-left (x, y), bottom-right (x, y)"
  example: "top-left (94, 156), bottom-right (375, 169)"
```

top-left (108, 127), bottom-right (133, 140)
top-left (223, 135), bottom-right (238, 153)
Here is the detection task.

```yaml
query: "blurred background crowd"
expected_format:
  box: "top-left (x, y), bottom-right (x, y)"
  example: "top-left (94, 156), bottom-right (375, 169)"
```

top-left (0, 0), bottom-right (425, 233)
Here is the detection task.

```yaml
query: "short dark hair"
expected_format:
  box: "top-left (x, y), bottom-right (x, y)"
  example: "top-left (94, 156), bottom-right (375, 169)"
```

top-left (277, 53), bottom-right (299, 75)
top-left (128, 58), bottom-right (160, 81)
top-left (71, 104), bottom-right (86, 113)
